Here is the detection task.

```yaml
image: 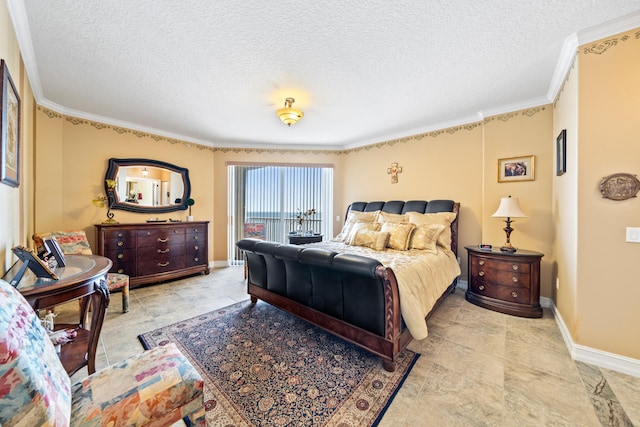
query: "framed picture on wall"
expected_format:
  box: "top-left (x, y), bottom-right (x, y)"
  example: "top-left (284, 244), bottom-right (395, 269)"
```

top-left (556, 129), bottom-right (567, 176)
top-left (498, 155), bottom-right (535, 182)
top-left (0, 59), bottom-right (21, 187)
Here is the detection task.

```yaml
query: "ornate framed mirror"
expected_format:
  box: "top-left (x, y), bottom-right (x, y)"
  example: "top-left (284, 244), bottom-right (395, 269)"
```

top-left (104, 158), bottom-right (191, 213)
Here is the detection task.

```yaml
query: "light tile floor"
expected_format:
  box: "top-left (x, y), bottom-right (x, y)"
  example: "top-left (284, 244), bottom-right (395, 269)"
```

top-left (56, 266), bottom-right (639, 426)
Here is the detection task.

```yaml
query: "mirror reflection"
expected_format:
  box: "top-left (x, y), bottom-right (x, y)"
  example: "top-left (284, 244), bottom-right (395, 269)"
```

top-left (105, 158), bottom-right (191, 214)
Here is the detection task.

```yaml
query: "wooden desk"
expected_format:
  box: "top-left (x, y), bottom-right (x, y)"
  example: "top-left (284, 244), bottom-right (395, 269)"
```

top-left (14, 254), bottom-right (112, 375)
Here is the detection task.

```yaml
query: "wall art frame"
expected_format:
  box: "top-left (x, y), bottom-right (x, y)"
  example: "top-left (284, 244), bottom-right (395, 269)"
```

top-left (1, 59), bottom-right (21, 187)
top-left (498, 155), bottom-right (535, 183)
top-left (556, 129), bottom-right (566, 176)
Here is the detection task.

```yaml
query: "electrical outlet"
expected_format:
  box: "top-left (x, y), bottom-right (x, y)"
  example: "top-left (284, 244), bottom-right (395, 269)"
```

top-left (555, 277), bottom-right (560, 290)
top-left (336, 215), bottom-right (340, 222)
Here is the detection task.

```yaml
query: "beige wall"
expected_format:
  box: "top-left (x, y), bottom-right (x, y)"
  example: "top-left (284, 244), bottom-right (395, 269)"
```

top-left (0, 3), bottom-right (34, 275)
top-left (576, 30), bottom-right (640, 358)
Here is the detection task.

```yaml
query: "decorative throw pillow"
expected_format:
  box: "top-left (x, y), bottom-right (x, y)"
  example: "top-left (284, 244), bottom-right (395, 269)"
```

top-left (346, 222), bottom-right (381, 245)
top-left (376, 211), bottom-right (407, 224)
top-left (409, 224), bottom-right (446, 251)
top-left (334, 210), bottom-right (380, 242)
top-left (350, 230), bottom-right (389, 251)
top-left (406, 212), bottom-right (456, 249)
top-left (380, 222), bottom-right (416, 250)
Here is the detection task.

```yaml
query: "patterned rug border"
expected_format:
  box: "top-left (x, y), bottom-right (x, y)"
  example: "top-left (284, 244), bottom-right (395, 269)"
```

top-left (138, 300), bottom-right (419, 427)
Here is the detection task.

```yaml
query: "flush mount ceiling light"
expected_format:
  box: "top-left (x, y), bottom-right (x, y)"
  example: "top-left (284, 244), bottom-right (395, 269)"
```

top-left (276, 97), bottom-right (304, 126)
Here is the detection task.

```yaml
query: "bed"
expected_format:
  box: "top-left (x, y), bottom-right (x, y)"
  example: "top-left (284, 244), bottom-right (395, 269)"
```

top-left (236, 200), bottom-right (460, 371)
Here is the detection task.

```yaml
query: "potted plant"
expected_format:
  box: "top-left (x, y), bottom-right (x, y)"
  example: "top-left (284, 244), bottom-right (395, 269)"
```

top-left (186, 198), bottom-right (195, 221)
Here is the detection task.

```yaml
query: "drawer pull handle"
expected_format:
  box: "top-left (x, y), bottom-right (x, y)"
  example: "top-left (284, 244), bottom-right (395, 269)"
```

top-left (117, 268), bottom-right (124, 274)
top-left (194, 245), bottom-right (199, 250)
top-left (146, 231), bottom-right (151, 236)
top-left (478, 285), bottom-right (485, 291)
top-left (511, 291), bottom-right (518, 298)
top-left (158, 262), bottom-right (170, 267)
top-left (512, 277), bottom-right (518, 283)
top-left (194, 257), bottom-right (199, 262)
top-left (157, 238), bottom-right (168, 243)
top-left (193, 228), bottom-right (200, 232)
top-left (117, 241), bottom-right (124, 247)
top-left (173, 230), bottom-right (179, 233)
top-left (478, 260), bottom-right (485, 266)
top-left (512, 264), bottom-right (519, 271)
top-left (117, 254), bottom-right (124, 259)
top-left (117, 232), bottom-right (123, 237)
top-left (193, 236), bottom-right (199, 240)
top-left (478, 271), bottom-right (484, 277)
top-left (157, 248), bottom-right (170, 254)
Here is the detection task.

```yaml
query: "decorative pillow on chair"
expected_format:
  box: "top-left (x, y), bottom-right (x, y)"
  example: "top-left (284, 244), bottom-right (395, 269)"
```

top-left (0, 279), bottom-right (71, 427)
top-left (409, 224), bottom-right (446, 252)
top-left (334, 210), bottom-right (380, 242)
top-left (380, 222), bottom-right (416, 250)
top-left (349, 230), bottom-right (389, 251)
top-left (33, 230), bottom-right (93, 255)
top-left (406, 212), bottom-right (457, 249)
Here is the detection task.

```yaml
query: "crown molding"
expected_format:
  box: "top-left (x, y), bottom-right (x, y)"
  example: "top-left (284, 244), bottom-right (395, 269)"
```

top-left (577, 10), bottom-right (640, 45)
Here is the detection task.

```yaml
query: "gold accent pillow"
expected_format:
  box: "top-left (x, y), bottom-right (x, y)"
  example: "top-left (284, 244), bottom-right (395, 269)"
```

top-left (380, 222), bottom-right (416, 250)
top-left (409, 224), bottom-right (446, 252)
top-left (346, 222), bottom-right (381, 245)
top-left (376, 211), bottom-right (407, 224)
top-left (406, 212), bottom-right (456, 249)
top-left (350, 230), bottom-right (390, 251)
top-left (334, 210), bottom-right (380, 242)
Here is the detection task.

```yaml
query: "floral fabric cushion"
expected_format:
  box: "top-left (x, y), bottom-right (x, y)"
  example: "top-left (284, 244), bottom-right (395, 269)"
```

top-left (406, 212), bottom-right (457, 249)
top-left (380, 222), bottom-right (416, 250)
top-left (71, 343), bottom-right (205, 427)
top-left (409, 224), bottom-right (446, 252)
top-left (0, 279), bottom-right (71, 426)
top-left (33, 230), bottom-right (93, 255)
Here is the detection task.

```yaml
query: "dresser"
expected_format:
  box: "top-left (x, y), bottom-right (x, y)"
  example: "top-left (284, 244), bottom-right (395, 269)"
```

top-left (465, 246), bottom-right (543, 318)
top-left (95, 222), bottom-right (209, 287)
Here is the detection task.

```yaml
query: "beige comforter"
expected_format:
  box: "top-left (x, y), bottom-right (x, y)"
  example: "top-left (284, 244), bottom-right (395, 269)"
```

top-left (308, 241), bottom-right (461, 340)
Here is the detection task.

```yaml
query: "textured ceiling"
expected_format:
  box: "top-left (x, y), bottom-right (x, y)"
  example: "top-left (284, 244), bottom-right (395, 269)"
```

top-left (8, 1), bottom-right (640, 150)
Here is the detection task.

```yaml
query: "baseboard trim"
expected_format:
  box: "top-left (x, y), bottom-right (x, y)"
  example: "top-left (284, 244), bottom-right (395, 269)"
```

top-left (456, 281), bottom-right (639, 378)
top-left (211, 260), bottom-right (231, 268)
top-left (551, 301), bottom-right (640, 378)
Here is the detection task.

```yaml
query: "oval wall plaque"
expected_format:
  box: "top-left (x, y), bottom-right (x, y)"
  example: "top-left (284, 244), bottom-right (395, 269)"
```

top-left (599, 173), bottom-right (640, 201)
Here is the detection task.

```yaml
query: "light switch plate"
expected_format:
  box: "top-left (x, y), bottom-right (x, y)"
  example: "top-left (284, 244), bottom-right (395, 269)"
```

top-left (626, 227), bottom-right (640, 243)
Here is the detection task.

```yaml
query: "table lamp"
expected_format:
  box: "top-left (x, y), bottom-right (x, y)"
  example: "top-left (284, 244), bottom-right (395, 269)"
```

top-left (491, 195), bottom-right (527, 253)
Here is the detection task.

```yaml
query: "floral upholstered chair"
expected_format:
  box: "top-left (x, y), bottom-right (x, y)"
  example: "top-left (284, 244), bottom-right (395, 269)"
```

top-left (0, 278), bottom-right (205, 426)
top-left (33, 230), bottom-right (130, 312)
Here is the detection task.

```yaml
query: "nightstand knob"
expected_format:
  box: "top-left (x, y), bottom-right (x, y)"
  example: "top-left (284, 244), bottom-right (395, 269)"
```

top-left (512, 264), bottom-right (519, 271)
top-left (478, 260), bottom-right (485, 266)
top-left (512, 277), bottom-right (518, 283)
top-left (479, 285), bottom-right (485, 291)
top-left (478, 271), bottom-right (484, 277)
top-left (117, 241), bottom-right (124, 247)
top-left (117, 268), bottom-right (124, 274)
top-left (511, 291), bottom-right (518, 298)
top-left (117, 253), bottom-right (124, 259)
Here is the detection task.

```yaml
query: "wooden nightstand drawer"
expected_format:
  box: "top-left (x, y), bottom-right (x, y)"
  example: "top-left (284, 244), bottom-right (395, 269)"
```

top-left (465, 246), bottom-right (543, 318)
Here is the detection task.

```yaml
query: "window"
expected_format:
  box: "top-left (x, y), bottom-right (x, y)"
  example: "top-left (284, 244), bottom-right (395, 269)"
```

top-left (228, 163), bottom-right (333, 263)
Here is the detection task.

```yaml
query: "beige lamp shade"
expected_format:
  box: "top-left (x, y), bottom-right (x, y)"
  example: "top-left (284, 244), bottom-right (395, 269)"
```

top-left (491, 196), bottom-right (527, 218)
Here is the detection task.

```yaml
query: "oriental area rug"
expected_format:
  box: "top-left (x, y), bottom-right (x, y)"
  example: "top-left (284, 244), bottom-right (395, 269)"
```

top-left (138, 300), bottom-right (419, 426)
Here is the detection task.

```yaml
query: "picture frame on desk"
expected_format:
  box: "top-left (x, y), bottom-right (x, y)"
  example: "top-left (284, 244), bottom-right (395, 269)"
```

top-left (44, 237), bottom-right (66, 267)
top-left (1, 59), bottom-right (21, 188)
top-left (7, 246), bottom-right (58, 287)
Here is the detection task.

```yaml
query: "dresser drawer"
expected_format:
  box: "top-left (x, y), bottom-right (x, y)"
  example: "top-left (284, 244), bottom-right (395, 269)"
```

top-left (137, 242), bottom-right (185, 259)
top-left (469, 281), bottom-right (531, 304)
top-left (103, 229), bottom-right (137, 240)
top-left (104, 248), bottom-right (136, 263)
top-left (103, 238), bottom-right (136, 251)
top-left (137, 229), bottom-right (186, 247)
top-left (110, 261), bottom-right (136, 276)
top-left (473, 257), bottom-right (530, 274)
top-left (185, 251), bottom-right (206, 267)
top-left (138, 256), bottom-right (186, 275)
top-left (470, 266), bottom-right (531, 289)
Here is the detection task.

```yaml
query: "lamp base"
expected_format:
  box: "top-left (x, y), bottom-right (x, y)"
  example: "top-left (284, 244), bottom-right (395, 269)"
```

top-left (102, 218), bottom-right (119, 224)
top-left (500, 245), bottom-right (517, 253)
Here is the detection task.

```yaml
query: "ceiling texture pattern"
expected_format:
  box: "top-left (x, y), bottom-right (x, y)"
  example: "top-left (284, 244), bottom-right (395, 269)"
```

top-left (8, 1), bottom-right (640, 150)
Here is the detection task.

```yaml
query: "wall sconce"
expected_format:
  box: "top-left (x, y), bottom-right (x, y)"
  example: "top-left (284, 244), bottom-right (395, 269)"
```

top-left (141, 167), bottom-right (149, 177)
top-left (276, 97), bottom-right (304, 126)
top-left (491, 195), bottom-right (527, 252)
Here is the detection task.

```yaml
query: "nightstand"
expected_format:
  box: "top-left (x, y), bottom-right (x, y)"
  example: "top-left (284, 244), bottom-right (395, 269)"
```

top-left (465, 246), bottom-right (543, 318)
top-left (288, 234), bottom-right (323, 245)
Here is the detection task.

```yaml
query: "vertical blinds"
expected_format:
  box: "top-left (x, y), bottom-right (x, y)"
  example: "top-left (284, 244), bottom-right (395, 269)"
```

top-left (228, 164), bottom-right (333, 262)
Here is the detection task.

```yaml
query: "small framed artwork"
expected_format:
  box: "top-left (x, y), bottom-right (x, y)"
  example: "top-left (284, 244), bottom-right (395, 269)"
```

top-left (1, 59), bottom-right (21, 187)
top-left (498, 155), bottom-right (535, 183)
top-left (556, 129), bottom-right (567, 176)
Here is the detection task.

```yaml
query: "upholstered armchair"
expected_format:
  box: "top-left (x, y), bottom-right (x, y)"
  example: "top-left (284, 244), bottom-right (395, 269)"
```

top-left (33, 230), bottom-right (130, 312)
top-left (0, 278), bottom-right (205, 426)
